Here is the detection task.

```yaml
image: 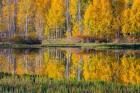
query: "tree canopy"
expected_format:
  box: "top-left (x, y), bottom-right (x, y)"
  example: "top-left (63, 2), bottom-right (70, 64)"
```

top-left (0, 0), bottom-right (139, 42)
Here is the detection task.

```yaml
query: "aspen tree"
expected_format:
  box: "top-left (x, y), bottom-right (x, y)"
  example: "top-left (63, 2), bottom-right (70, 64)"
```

top-left (45, 0), bottom-right (65, 39)
top-left (129, 0), bottom-right (140, 35)
top-left (84, 0), bottom-right (113, 41)
top-left (112, 0), bottom-right (125, 40)
top-left (66, 0), bottom-right (72, 38)
top-left (35, 0), bottom-right (50, 39)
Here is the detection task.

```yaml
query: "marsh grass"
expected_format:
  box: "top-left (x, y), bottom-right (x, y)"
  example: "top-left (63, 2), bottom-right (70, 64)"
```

top-left (0, 73), bottom-right (139, 93)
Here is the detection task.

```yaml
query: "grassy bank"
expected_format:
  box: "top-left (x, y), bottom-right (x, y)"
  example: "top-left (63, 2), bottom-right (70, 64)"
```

top-left (42, 41), bottom-right (140, 49)
top-left (0, 73), bottom-right (139, 93)
top-left (0, 42), bottom-right (140, 49)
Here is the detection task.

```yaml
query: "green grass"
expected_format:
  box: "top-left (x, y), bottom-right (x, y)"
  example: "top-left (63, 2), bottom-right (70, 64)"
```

top-left (0, 73), bottom-right (139, 93)
top-left (0, 41), bottom-right (140, 49)
top-left (42, 41), bottom-right (140, 49)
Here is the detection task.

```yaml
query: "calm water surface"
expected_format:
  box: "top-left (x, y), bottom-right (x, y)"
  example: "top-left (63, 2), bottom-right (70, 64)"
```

top-left (0, 48), bottom-right (140, 93)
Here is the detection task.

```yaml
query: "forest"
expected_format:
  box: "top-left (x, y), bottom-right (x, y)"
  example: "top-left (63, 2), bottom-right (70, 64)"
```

top-left (0, 1), bottom-right (140, 92)
top-left (0, 0), bottom-right (140, 43)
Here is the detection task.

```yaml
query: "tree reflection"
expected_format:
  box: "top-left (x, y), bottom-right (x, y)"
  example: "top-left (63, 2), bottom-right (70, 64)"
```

top-left (0, 48), bottom-right (139, 85)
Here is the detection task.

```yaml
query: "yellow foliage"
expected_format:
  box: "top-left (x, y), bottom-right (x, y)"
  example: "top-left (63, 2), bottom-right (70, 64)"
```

top-left (122, 0), bottom-right (140, 35)
top-left (45, 0), bottom-right (65, 36)
top-left (84, 0), bottom-right (114, 39)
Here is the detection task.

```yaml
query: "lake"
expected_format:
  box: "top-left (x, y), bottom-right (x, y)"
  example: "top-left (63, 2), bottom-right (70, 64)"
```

top-left (0, 48), bottom-right (140, 93)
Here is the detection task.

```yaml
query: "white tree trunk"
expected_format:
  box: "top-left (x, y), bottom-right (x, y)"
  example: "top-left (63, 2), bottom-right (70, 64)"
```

top-left (66, 0), bottom-right (72, 38)
top-left (13, 0), bottom-right (18, 33)
top-left (7, 0), bottom-right (11, 41)
top-left (78, 0), bottom-right (83, 35)
top-left (25, 14), bottom-right (28, 39)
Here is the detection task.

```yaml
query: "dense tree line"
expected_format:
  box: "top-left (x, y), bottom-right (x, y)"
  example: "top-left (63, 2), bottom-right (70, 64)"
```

top-left (0, 0), bottom-right (140, 42)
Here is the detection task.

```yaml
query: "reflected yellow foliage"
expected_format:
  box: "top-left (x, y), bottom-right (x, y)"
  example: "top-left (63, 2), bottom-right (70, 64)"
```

top-left (119, 55), bottom-right (140, 84)
top-left (44, 51), bottom-right (65, 79)
top-left (0, 49), bottom-right (139, 85)
top-left (83, 53), bottom-right (115, 81)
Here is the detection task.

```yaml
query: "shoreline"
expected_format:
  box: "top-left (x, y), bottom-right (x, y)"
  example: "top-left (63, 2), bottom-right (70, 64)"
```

top-left (0, 42), bottom-right (140, 49)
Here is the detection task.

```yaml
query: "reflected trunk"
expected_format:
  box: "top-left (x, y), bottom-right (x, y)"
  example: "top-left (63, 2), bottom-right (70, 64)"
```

top-left (24, 50), bottom-right (28, 73)
top-left (77, 56), bottom-right (83, 81)
top-left (65, 50), bottom-right (72, 79)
